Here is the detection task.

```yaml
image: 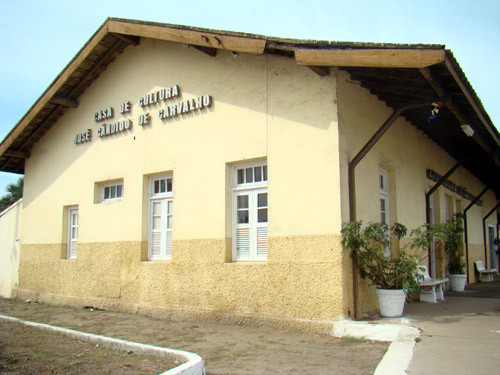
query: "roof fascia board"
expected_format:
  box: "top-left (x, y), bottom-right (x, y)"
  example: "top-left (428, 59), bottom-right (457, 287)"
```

top-left (295, 48), bottom-right (446, 68)
top-left (444, 57), bottom-right (500, 145)
top-left (107, 19), bottom-right (266, 55)
top-left (0, 24), bottom-right (109, 156)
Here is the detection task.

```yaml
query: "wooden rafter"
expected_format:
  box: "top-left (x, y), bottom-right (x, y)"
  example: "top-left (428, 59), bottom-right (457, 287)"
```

top-left (109, 32), bottom-right (140, 46)
top-left (307, 66), bottom-right (329, 77)
top-left (4, 150), bottom-right (30, 159)
top-left (192, 45), bottom-right (218, 57)
top-left (419, 67), bottom-right (468, 124)
top-left (51, 95), bottom-right (79, 108)
top-left (0, 38), bottom-right (125, 171)
top-left (0, 105), bottom-right (61, 171)
top-left (68, 39), bottom-right (122, 96)
top-left (419, 67), bottom-right (500, 168)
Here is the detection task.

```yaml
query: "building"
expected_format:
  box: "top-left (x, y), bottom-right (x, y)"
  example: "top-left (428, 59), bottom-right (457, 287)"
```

top-left (0, 18), bottom-right (498, 322)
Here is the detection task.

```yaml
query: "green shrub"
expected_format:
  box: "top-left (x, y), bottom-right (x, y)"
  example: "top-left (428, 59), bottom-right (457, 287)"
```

top-left (341, 222), bottom-right (426, 296)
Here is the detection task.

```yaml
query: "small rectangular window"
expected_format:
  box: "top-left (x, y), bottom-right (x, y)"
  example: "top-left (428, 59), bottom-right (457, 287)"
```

top-left (235, 165), bottom-right (268, 186)
top-left (99, 180), bottom-right (123, 202)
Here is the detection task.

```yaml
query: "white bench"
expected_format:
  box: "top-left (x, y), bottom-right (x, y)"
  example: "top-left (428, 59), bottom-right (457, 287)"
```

top-left (417, 265), bottom-right (449, 303)
top-left (475, 261), bottom-right (497, 282)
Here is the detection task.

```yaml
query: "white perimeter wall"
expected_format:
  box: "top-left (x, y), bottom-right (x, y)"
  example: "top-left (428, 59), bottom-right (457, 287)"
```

top-left (0, 199), bottom-right (22, 298)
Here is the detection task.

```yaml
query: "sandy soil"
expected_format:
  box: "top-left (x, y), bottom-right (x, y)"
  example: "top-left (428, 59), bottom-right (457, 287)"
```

top-left (0, 298), bottom-right (388, 374)
top-left (0, 320), bottom-right (178, 374)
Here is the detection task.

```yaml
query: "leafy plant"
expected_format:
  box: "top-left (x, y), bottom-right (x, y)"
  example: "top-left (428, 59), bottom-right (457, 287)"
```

top-left (430, 213), bottom-right (466, 274)
top-left (0, 177), bottom-right (24, 212)
top-left (341, 221), bottom-right (426, 296)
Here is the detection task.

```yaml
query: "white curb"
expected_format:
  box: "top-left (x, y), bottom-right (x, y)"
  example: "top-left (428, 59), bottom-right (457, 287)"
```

top-left (332, 318), bottom-right (421, 375)
top-left (0, 314), bottom-right (205, 375)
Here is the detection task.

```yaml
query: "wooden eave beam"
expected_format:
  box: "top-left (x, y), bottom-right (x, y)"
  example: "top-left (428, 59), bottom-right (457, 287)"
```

top-left (107, 20), bottom-right (266, 55)
top-left (109, 32), bottom-right (140, 46)
top-left (51, 95), bottom-right (79, 108)
top-left (295, 48), bottom-right (446, 68)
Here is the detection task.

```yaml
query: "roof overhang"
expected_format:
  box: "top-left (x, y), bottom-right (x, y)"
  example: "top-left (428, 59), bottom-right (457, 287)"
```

top-left (295, 48), bottom-right (446, 68)
top-left (1, 18), bottom-right (499, 196)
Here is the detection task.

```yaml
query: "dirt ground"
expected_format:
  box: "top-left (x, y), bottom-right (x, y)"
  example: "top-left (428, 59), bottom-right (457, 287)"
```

top-left (0, 298), bottom-right (388, 374)
top-left (0, 319), bottom-right (178, 374)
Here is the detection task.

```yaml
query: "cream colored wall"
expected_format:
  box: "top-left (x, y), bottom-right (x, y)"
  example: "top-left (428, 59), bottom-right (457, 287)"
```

top-left (0, 199), bottom-right (22, 298)
top-left (337, 70), bottom-right (498, 314)
top-left (19, 38), bottom-right (346, 321)
top-left (23, 39), bottom-right (341, 243)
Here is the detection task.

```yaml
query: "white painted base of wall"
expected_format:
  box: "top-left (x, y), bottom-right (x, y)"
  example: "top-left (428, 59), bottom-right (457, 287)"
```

top-left (332, 318), bottom-right (421, 375)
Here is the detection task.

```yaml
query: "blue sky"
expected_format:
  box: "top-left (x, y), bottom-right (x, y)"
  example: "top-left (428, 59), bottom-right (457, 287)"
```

top-left (0, 0), bottom-right (499, 194)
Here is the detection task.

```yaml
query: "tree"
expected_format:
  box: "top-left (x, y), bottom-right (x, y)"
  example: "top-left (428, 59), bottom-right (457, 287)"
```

top-left (0, 177), bottom-right (24, 212)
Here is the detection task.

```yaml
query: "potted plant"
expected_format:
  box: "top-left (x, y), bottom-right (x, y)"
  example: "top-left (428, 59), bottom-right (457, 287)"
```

top-left (341, 222), bottom-right (424, 318)
top-left (432, 213), bottom-right (466, 291)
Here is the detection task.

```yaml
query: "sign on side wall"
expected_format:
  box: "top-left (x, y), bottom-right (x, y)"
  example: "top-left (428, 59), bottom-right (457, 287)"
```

top-left (426, 169), bottom-right (483, 206)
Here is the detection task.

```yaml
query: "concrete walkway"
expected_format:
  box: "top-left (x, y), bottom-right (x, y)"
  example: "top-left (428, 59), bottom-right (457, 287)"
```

top-left (404, 278), bottom-right (500, 375)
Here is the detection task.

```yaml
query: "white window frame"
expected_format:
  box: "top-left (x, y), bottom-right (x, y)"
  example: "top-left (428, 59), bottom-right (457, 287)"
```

top-left (379, 170), bottom-right (390, 258)
top-left (67, 206), bottom-right (78, 260)
top-left (379, 170), bottom-right (390, 227)
top-left (148, 174), bottom-right (173, 261)
top-left (100, 180), bottom-right (123, 202)
top-left (232, 161), bottom-right (268, 262)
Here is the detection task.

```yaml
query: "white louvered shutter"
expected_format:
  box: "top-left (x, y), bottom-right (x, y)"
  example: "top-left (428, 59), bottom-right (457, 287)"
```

top-left (149, 194), bottom-right (173, 260)
top-left (233, 188), bottom-right (268, 261)
top-left (255, 190), bottom-right (268, 259)
top-left (150, 200), bottom-right (163, 259)
top-left (165, 199), bottom-right (173, 258)
top-left (235, 193), bottom-right (251, 259)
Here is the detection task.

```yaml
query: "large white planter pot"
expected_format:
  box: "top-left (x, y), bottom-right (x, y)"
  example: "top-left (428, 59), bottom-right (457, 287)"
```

top-left (449, 274), bottom-right (467, 291)
top-left (376, 289), bottom-right (406, 318)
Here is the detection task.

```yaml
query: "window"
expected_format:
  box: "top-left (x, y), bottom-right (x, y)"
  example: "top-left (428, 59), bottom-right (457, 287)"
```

top-left (67, 206), bottom-right (78, 259)
top-left (379, 170), bottom-right (390, 258)
top-left (148, 175), bottom-right (173, 260)
top-left (379, 170), bottom-right (389, 227)
top-left (100, 180), bottom-right (123, 202)
top-left (232, 161), bottom-right (268, 261)
top-left (429, 193), bottom-right (435, 225)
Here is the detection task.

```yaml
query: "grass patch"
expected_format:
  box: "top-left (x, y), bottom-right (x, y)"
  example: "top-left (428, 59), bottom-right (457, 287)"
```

top-left (341, 336), bottom-right (369, 343)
